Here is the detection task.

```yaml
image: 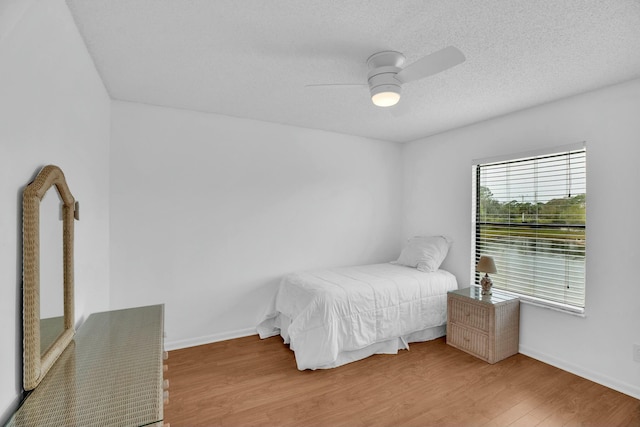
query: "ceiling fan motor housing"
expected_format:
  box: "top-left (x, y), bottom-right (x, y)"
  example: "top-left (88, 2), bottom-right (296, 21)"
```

top-left (368, 66), bottom-right (402, 97)
top-left (367, 51), bottom-right (405, 104)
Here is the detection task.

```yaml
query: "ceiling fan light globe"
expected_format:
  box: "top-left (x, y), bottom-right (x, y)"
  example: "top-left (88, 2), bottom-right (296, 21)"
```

top-left (371, 91), bottom-right (400, 107)
top-left (370, 85), bottom-right (401, 107)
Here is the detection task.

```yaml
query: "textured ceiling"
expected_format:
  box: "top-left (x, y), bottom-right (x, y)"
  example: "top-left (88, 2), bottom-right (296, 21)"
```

top-left (65, 0), bottom-right (640, 143)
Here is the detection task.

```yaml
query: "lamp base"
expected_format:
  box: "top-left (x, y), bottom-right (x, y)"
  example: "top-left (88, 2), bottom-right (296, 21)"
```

top-left (480, 274), bottom-right (493, 296)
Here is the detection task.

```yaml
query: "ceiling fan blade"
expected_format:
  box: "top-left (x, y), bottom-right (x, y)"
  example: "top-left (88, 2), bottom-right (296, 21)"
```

top-left (305, 83), bottom-right (368, 88)
top-left (395, 46), bottom-right (465, 84)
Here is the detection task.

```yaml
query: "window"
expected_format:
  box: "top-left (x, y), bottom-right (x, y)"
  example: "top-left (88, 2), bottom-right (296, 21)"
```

top-left (473, 144), bottom-right (586, 312)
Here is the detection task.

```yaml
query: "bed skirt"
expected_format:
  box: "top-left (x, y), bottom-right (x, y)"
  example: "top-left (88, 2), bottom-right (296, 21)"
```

top-left (258, 313), bottom-right (446, 370)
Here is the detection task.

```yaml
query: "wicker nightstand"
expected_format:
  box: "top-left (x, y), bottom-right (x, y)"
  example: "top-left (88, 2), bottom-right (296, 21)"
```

top-left (446, 287), bottom-right (520, 364)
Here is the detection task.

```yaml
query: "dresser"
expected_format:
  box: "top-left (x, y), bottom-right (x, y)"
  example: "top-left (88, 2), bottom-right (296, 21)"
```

top-left (446, 287), bottom-right (519, 364)
top-left (6, 305), bottom-right (167, 427)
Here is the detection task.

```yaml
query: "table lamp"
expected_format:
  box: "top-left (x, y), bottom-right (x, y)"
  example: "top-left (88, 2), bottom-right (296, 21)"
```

top-left (476, 255), bottom-right (497, 296)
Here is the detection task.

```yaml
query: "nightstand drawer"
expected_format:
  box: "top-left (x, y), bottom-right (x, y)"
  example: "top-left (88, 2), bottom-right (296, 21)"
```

top-left (447, 324), bottom-right (489, 359)
top-left (449, 298), bottom-right (489, 331)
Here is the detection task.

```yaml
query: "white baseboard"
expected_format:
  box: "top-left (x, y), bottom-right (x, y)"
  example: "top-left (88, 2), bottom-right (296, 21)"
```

top-left (519, 345), bottom-right (640, 400)
top-left (164, 327), bottom-right (257, 351)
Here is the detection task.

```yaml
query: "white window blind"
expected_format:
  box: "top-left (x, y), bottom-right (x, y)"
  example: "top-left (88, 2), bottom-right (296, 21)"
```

top-left (474, 147), bottom-right (586, 310)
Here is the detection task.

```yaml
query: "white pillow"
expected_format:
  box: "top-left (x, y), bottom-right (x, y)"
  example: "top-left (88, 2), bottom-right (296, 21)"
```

top-left (395, 235), bottom-right (452, 272)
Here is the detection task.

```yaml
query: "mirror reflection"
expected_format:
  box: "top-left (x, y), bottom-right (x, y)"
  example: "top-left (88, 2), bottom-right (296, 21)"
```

top-left (39, 185), bottom-right (64, 355)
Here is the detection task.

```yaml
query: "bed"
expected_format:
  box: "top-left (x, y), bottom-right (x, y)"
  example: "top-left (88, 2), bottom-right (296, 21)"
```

top-left (257, 236), bottom-right (458, 370)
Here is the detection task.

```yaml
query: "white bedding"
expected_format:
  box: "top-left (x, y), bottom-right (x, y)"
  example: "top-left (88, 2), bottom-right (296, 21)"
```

top-left (257, 263), bottom-right (458, 370)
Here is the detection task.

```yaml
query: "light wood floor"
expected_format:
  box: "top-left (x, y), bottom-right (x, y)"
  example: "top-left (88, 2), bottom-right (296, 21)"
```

top-left (164, 335), bottom-right (640, 426)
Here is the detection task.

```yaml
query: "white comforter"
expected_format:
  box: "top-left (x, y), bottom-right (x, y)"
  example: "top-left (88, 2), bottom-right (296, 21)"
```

top-left (257, 263), bottom-right (458, 370)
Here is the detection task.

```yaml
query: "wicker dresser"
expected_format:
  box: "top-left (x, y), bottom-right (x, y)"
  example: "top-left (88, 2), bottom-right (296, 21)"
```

top-left (7, 305), bottom-right (167, 427)
top-left (446, 287), bottom-right (519, 364)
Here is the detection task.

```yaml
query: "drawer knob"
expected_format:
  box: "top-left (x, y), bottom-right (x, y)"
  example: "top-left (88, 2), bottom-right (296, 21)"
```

top-left (163, 364), bottom-right (168, 372)
top-left (163, 390), bottom-right (170, 405)
top-left (163, 379), bottom-right (170, 389)
top-left (163, 351), bottom-right (169, 360)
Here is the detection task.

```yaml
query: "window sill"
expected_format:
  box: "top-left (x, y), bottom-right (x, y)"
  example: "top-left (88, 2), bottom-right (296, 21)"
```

top-left (487, 287), bottom-right (586, 317)
top-left (520, 298), bottom-right (586, 318)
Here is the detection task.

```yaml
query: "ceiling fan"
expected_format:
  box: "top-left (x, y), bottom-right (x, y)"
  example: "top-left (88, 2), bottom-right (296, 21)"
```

top-left (307, 46), bottom-right (465, 107)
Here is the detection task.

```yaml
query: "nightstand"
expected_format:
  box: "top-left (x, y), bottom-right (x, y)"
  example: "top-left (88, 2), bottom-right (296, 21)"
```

top-left (446, 287), bottom-right (520, 364)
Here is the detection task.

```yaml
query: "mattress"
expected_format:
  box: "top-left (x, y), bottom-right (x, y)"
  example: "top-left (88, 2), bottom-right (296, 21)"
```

top-left (257, 263), bottom-right (458, 370)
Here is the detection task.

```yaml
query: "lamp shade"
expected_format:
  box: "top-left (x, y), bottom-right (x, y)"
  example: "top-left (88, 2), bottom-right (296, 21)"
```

top-left (476, 255), bottom-right (497, 274)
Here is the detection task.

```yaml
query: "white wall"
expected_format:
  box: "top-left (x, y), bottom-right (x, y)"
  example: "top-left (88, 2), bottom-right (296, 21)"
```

top-left (110, 101), bottom-right (403, 349)
top-left (402, 78), bottom-right (640, 399)
top-left (0, 0), bottom-right (110, 421)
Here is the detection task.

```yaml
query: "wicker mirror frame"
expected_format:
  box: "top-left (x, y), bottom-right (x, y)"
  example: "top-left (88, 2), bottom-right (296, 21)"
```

top-left (23, 165), bottom-right (76, 390)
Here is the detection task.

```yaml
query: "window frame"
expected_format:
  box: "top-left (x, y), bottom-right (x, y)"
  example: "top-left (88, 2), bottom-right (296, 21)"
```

top-left (471, 142), bottom-right (587, 315)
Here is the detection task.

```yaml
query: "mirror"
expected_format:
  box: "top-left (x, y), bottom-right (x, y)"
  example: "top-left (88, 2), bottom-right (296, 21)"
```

top-left (23, 165), bottom-right (76, 390)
